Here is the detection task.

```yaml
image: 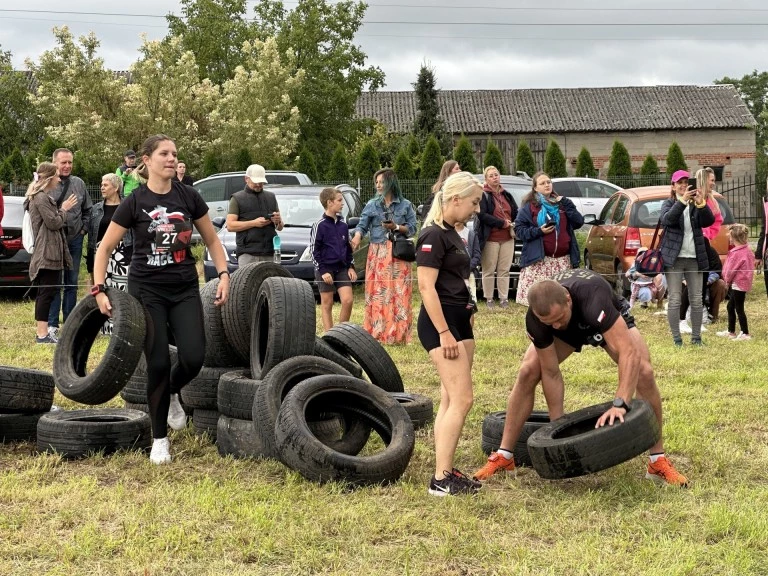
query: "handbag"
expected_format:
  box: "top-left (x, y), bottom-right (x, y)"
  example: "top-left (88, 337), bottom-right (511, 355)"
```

top-left (389, 232), bottom-right (416, 262)
top-left (634, 219), bottom-right (664, 276)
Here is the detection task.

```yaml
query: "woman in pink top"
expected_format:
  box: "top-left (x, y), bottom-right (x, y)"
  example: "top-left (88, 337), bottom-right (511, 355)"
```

top-left (717, 224), bottom-right (754, 340)
top-left (695, 167), bottom-right (722, 241)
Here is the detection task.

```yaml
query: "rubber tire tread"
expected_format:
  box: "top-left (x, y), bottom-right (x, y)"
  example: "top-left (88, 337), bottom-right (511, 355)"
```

top-left (192, 409), bottom-right (219, 440)
top-left (313, 337), bottom-right (363, 379)
top-left (200, 279), bottom-right (242, 368)
top-left (0, 405), bottom-right (61, 442)
top-left (322, 323), bottom-right (404, 393)
top-left (217, 370), bottom-right (261, 419)
top-left (181, 366), bottom-right (239, 410)
top-left (222, 262), bottom-right (293, 364)
top-left (274, 375), bottom-right (415, 486)
top-left (389, 392), bottom-right (434, 430)
top-left (216, 415), bottom-right (269, 459)
top-left (123, 401), bottom-right (149, 413)
top-left (0, 366), bottom-right (55, 413)
top-left (53, 289), bottom-right (146, 405)
top-left (480, 410), bottom-right (550, 467)
top-left (527, 400), bottom-right (661, 479)
top-left (36, 408), bottom-right (152, 458)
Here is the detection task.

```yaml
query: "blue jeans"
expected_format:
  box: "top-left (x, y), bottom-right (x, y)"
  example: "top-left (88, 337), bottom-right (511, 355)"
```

top-left (48, 234), bottom-right (84, 328)
top-left (666, 257), bottom-right (704, 342)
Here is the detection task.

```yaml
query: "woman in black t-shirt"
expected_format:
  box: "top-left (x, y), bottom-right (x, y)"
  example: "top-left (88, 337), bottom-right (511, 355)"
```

top-left (416, 171), bottom-right (484, 497)
top-left (93, 134), bottom-right (231, 465)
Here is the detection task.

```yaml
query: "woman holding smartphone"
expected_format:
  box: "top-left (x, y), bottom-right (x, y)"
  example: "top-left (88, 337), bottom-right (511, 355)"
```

top-left (514, 171), bottom-right (584, 306)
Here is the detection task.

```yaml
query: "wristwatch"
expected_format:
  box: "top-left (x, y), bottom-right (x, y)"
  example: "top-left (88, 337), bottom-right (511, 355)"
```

top-left (90, 284), bottom-right (106, 296)
top-left (612, 397), bottom-right (631, 412)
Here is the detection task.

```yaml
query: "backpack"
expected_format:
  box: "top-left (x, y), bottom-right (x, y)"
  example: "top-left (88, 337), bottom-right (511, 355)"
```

top-left (22, 209), bottom-right (35, 254)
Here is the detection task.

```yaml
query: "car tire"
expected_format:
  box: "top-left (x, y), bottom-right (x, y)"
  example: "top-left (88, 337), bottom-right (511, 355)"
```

top-left (53, 289), bottom-right (146, 405)
top-left (322, 323), bottom-right (404, 393)
top-left (181, 366), bottom-right (238, 410)
top-left (527, 400), bottom-right (660, 479)
top-left (274, 375), bottom-right (415, 486)
top-left (123, 401), bottom-right (149, 413)
top-left (250, 277), bottom-right (316, 379)
top-left (222, 262), bottom-right (293, 364)
top-left (120, 374), bottom-right (148, 405)
top-left (217, 370), bottom-right (261, 420)
top-left (389, 392), bottom-right (434, 430)
top-left (313, 337), bottom-right (364, 379)
top-left (37, 408), bottom-right (152, 458)
top-left (0, 406), bottom-right (62, 442)
top-left (200, 279), bottom-right (242, 368)
top-left (216, 415), bottom-right (269, 459)
top-left (480, 410), bottom-right (550, 467)
top-left (0, 366), bottom-right (55, 413)
top-left (192, 409), bottom-right (219, 440)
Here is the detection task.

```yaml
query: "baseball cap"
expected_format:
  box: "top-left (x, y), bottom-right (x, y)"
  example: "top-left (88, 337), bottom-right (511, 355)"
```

top-left (245, 164), bottom-right (268, 184)
top-left (124, 149), bottom-right (136, 158)
top-left (671, 170), bottom-right (690, 183)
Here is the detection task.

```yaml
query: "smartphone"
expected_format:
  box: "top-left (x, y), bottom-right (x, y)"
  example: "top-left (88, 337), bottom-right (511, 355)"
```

top-left (688, 178), bottom-right (699, 191)
top-left (544, 213), bottom-right (554, 226)
top-left (382, 219), bottom-right (393, 225)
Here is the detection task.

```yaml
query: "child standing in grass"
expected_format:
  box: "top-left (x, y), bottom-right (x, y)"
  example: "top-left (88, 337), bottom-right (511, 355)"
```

top-left (310, 188), bottom-right (357, 331)
top-left (717, 223), bottom-right (754, 341)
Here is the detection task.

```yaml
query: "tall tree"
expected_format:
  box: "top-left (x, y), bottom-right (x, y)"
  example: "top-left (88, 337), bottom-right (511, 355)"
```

top-left (234, 148), bottom-right (252, 170)
top-left (166, 0), bottom-right (252, 85)
top-left (607, 140), bottom-right (633, 183)
top-left (515, 141), bottom-right (536, 177)
top-left (666, 141), bottom-right (688, 177)
top-left (0, 47), bottom-right (42, 158)
top-left (574, 147), bottom-right (597, 178)
top-left (640, 154), bottom-right (659, 175)
top-left (355, 139), bottom-right (379, 182)
top-left (715, 70), bottom-right (768, 151)
top-left (326, 143), bottom-right (350, 182)
top-left (484, 140), bottom-right (506, 174)
top-left (255, 0), bottom-right (385, 164)
top-left (6, 147), bottom-right (27, 184)
top-left (296, 146), bottom-right (318, 181)
top-left (544, 139), bottom-right (567, 177)
top-left (393, 148), bottom-right (415, 180)
top-left (453, 134), bottom-right (477, 174)
top-left (420, 135), bottom-right (443, 181)
top-left (412, 62), bottom-right (450, 155)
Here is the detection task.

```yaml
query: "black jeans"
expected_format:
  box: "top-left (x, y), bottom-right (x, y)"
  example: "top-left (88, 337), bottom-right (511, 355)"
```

top-left (727, 289), bottom-right (749, 335)
top-left (35, 269), bottom-right (62, 322)
top-left (128, 279), bottom-right (205, 438)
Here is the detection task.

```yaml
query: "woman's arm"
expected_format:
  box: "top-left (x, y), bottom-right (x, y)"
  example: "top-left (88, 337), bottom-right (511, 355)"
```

top-left (417, 266), bottom-right (459, 359)
top-left (36, 196), bottom-right (68, 230)
top-left (402, 202), bottom-right (417, 237)
top-left (513, 205), bottom-right (543, 242)
top-left (196, 214), bottom-right (230, 306)
top-left (476, 195), bottom-right (505, 228)
top-left (559, 197), bottom-right (584, 229)
top-left (660, 198), bottom-right (685, 228)
top-left (93, 222), bottom-right (128, 316)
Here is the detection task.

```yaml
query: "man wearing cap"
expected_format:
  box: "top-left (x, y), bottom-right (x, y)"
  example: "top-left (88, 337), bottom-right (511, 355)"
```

top-left (116, 150), bottom-right (139, 197)
top-left (226, 164), bottom-right (283, 266)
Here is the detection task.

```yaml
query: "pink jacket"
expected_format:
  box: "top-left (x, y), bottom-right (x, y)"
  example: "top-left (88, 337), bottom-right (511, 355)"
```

top-left (722, 244), bottom-right (754, 292)
top-left (702, 197), bottom-right (723, 240)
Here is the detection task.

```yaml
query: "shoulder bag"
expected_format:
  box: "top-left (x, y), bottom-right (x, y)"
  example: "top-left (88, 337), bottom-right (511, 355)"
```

top-left (634, 219), bottom-right (664, 276)
top-left (389, 231), bottom-right (416, 262)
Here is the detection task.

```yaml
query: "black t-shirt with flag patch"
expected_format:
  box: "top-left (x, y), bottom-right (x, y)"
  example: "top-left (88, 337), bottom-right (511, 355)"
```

top-left (416, 223), bottom-right (471, 307)
top-left (525, 268), bottom-right (625, 350)
top-left (112, 181), bottom-right (208, 284)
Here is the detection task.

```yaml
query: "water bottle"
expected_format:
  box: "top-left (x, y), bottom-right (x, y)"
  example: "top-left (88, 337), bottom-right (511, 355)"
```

top-left (273, 235), bottom-right (281, 264)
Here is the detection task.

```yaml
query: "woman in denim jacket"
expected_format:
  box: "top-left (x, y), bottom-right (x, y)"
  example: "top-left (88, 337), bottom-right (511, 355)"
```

top-left (351, 168), bottom-right (417, 344)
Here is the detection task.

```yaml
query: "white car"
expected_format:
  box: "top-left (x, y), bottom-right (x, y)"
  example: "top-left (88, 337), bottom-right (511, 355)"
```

top-left (551, 177), bottom-right (622, 221)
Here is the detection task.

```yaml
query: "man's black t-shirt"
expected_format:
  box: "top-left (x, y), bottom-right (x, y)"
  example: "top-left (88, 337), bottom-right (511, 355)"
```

top-left (112, 181), bottom-right (208, 284)
top-left (526, 268), bottom-right (624, 349)
top-left (416, 223), bottom-right (471, 307)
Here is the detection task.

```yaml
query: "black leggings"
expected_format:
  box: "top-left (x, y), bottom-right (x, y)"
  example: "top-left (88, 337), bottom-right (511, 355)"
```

top-left (34, 269), bottom-right (62, 322)
top-left (128, 279), bottom-right (205, 438)
top-left (727, 289), bottom-right (749, 335)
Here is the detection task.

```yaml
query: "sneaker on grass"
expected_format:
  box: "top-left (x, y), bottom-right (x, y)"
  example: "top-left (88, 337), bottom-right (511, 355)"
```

top-left (679, 320), bottom-right (692, 334)
top-left (35, 333), bottom-right (57, 344)
top-left (428, 469), bottom-right (481, 496)
top-left (167, 393), bottom-right (187, 430)
top-left (150, 437), bottom-right (172, 465)
top-left (473, 451), bottom-right (516, 481)
top-left (645, 456), bottom-right (688, 487)
top-left (732, 332), bottom-right (752, 341)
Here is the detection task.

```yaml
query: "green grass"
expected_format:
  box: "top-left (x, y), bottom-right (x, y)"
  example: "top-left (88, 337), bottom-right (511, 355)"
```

top-left (2, 274), bottom-right (768, 575)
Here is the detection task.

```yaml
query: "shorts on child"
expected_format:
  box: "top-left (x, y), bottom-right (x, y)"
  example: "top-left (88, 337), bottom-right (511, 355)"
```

top-left (315, 268), bottom-right (353, 293)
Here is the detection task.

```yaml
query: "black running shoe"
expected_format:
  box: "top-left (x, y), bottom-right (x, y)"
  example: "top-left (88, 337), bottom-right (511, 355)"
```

top-left (428, 470), bottom-right (481, 496)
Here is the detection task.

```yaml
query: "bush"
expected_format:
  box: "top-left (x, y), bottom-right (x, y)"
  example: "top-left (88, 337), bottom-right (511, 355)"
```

top-left (420, 135), bottom-right (443, 181)
top-left (407, 134), bottom-right (421, 163)
top-left (575, 147), bottom-right (597, 178)
top-left (666, 142), bottom-right (688, 177)
top-left (453, 134), bottom-right (477, 174)
top-left (483, 140), bottom-right (506, 174)
top-left (393, 148), bottom-right (415, 180)
top-left (606, 140), bottom-right (632, 183)
top-left (296, 146), bottom-right (318, 182)
top-left (202, 151), bottom-right (221, 177)
top-left (355, 139), bottom-right (380, 182)
top-left (7, 147), bottom-right (27, 184)
top-left (544, 140), bottom-right (567, 178)
top-left (516, 141), bottom-right (536, 177)
top-left (326, 144), bottom-right (350, 182)
top-left (640, 154), bottom-right (659, 176)
top-left (234, 148), bottom-right (252, 171)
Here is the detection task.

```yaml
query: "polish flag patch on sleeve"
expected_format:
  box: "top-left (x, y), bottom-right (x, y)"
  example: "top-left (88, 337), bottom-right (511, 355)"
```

top-left (597, 310), bottom-right (606, 323)
top-left (421, 244), bottom-right (432, 252)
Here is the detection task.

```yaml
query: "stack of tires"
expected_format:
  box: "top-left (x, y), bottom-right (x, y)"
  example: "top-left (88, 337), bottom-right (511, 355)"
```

top-left (0, 367), bottom-right (57, 443)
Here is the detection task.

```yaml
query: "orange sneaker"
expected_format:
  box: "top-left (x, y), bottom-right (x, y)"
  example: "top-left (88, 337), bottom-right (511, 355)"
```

top-left (473, 451), bottom-right (516, 481)
top-left (645, 456), bottom-right (689, 487)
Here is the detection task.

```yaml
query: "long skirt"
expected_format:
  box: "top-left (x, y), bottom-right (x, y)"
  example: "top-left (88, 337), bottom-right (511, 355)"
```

top-left (515, 255), bottom-right (572, 306)
top-left (363, 241), bottom-right (413, 345)
top-left (101, 241), bottom-right (130, 335)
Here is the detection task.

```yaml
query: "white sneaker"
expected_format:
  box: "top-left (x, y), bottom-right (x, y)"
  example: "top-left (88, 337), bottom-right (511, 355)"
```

top-left (48, 326), bottom-right (59, 340)
top-left (716, 330), bottom-right (735, 338)
top-left (732, 333), bottom-right (752, 341)
top-left (679, 320), bottom-right (692, 334)
top-left (167, 393), bottom-right (187, 430)
top-left (700, 325), bottom-right (708, 333)
top-left (150, 437), bottom-right (172, 465)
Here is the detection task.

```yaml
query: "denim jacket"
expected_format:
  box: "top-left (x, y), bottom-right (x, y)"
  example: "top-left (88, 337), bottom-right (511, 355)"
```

top-left (87, 201), bottom-right (133, 255)
top-left (353, 196), bottom-right (417, 245)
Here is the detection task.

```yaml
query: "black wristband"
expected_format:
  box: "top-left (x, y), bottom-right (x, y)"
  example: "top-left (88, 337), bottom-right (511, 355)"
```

top-left (217, 270), bottom-right (230, 279)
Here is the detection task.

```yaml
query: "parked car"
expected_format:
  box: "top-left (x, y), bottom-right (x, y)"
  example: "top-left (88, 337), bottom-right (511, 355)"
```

top-left (583, 186), bottom-right (735, 296)
top-left (203, 185), bottom-right (368, 293)
top-left (551, 177), bottom-right (622, 221)
top-left (0, 196), bottom-right (31, 291)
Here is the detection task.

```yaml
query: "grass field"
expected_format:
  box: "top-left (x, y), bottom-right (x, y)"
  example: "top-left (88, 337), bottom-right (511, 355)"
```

top-left (2, 268), bottom-right (768, 575)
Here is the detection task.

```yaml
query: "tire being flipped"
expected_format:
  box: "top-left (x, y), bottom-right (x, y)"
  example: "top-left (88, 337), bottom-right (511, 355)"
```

top-left (274, 375), bottom-right (415, 486)
top-left (53, 289), bottom-right (146, 405)
top-left (481, 410), bottom-right (550, 467)
top-left (527, 400), bottom-right (660, 480)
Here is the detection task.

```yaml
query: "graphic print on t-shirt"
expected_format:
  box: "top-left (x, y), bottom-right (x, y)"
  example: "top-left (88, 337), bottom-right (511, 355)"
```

top-left (144, 205), bottom-right (193, 266)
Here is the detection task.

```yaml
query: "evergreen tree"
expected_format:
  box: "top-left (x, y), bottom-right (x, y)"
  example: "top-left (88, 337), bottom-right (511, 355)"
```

top-left (420, 134), bottom-right (444, 181)
top-left (393, 148), bottom-right (415, 180)
top-left (639, 154), bottom-right (661, 185)
top-left (606, 140), bottom-right (633, 183)
top-left (407, 134), bottom-right (421, 162)
top-left (0, 158), bottom-right (13, 187)
top-left (483, 140), bottom-right (506, 174)
top-left (234, 148), bottom-right (252, 171)
top-left (543, 139), bottom-right (567, 177)
top-left (39, 136), bottom-right (62, 163)
top-left (515, 140), bottom-right (536, 177)
top-left (412, 62), bottom-right (451, 155)
top-left (666, 142), bottom-right (688, 177)
top-left (453, 134), bottom-right (477, 174)
top-left (326, 143), bottom-right (350, 182)
top-left (202, 150), bottom-right (221, 177)
top-left (296, 146), bottom-right (318, 182)
top-left (355, 140), bottom-right (380, 199)
top-left (7, 147), bottom-right (27, 183)
top-left (574, 147), bottom-right (597, 178)
top-left (271, 157), bottom-right (286, 170)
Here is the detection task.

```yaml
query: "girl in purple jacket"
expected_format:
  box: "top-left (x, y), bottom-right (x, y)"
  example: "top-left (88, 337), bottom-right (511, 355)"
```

top-left (717, 224), bottom-right (754, 340)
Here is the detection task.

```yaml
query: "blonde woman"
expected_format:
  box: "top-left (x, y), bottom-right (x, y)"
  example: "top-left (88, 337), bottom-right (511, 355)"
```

top-left (24, 162), bottom-right (78, 343)
top-left (477, 165), bottom-right (518, 308)
top-left (417, 171), bottom-right (483, 496)
top-left (694, 167), bottom-right (722, 241)
top-left (420, 160), bottom-right (461, 222)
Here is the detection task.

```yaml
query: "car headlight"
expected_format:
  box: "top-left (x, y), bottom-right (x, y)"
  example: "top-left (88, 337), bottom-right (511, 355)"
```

top-left (299, 246), bottom-right (312, 262)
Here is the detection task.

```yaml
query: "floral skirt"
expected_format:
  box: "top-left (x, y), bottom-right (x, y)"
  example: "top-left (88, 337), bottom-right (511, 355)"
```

top-left (363, 241), bottom-right (413, 344)
top-left (515, 255), bottom-right (572, 306)
top-left (101, 241), bottom-right (130, 335)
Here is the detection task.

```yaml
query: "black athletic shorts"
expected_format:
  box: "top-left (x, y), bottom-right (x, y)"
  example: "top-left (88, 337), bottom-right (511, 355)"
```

top-left (417, 304), bottom-right (474, 352)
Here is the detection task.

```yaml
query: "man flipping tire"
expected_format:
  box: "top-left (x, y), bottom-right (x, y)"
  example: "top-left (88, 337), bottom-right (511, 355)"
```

top-left (473, 269), bottom-right (688, 487)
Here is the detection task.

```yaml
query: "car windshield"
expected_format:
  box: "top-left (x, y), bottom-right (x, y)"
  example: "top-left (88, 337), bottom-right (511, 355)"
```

top-left (276, 194), bottom-right (347, 227)
top-left (630, 199), bottom-right (666, 228)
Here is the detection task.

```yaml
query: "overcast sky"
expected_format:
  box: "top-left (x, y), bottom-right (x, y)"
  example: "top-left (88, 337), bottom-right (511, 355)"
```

top-left (2, 0), bottom-right (768, 91)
